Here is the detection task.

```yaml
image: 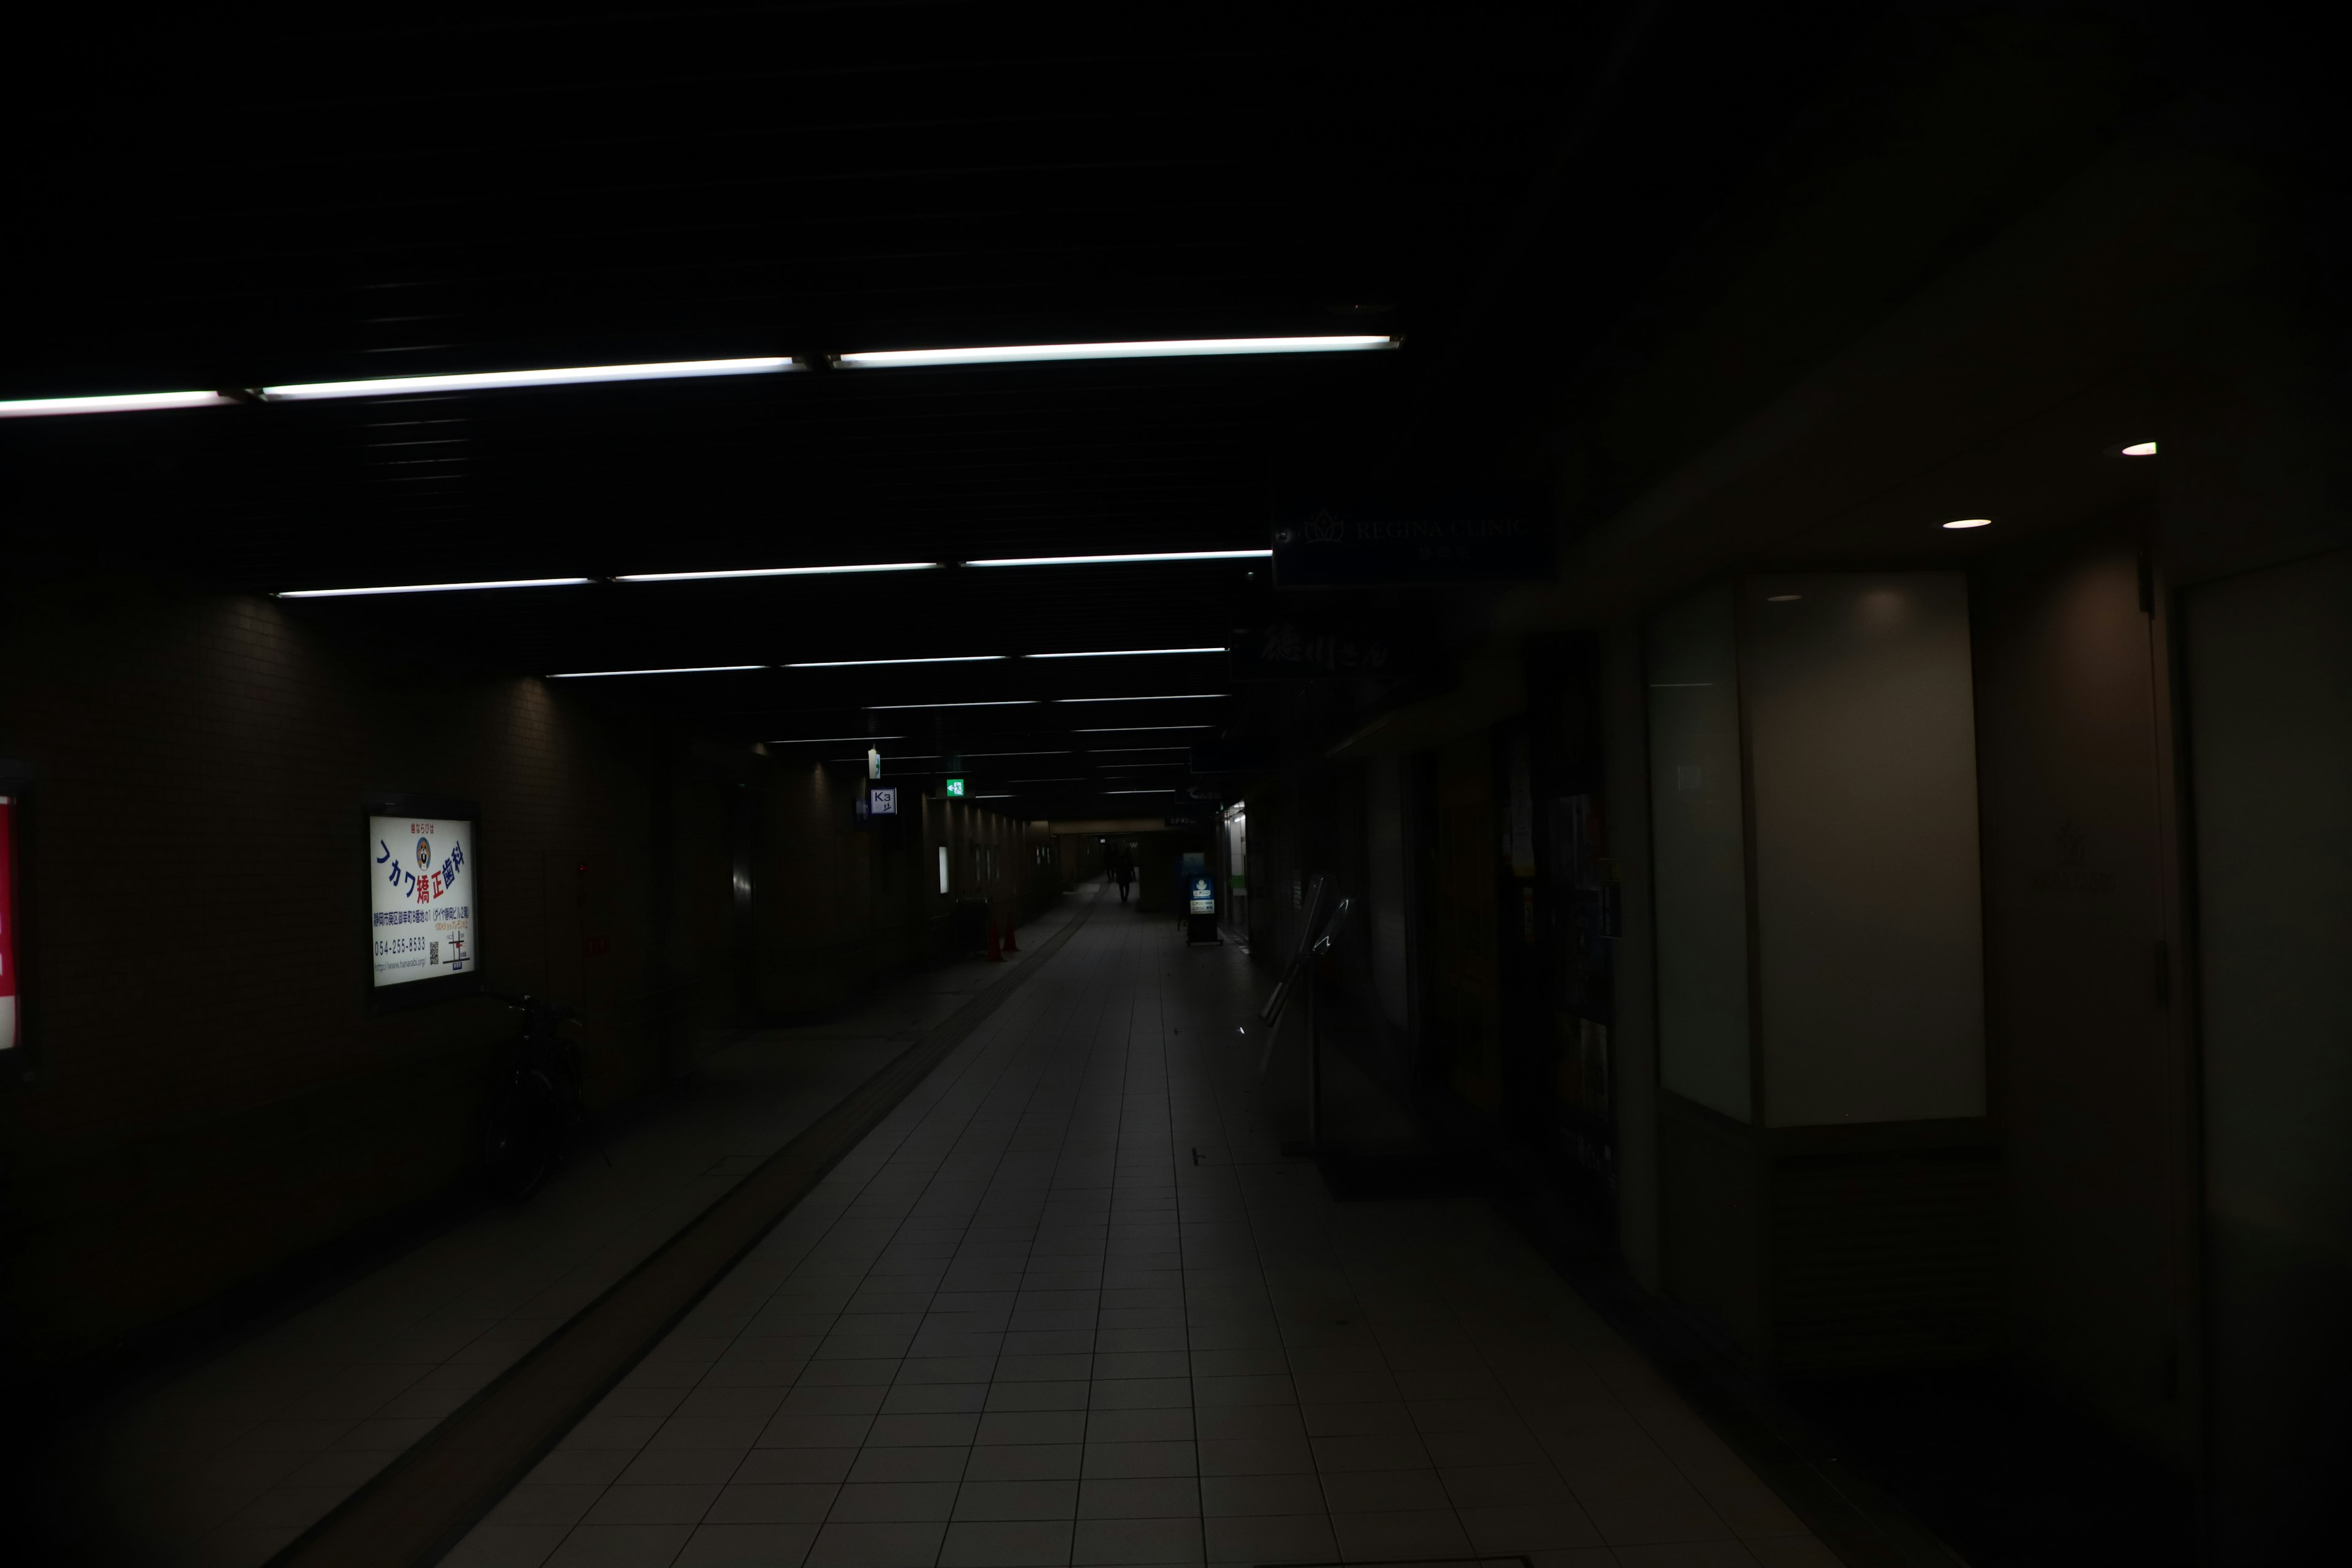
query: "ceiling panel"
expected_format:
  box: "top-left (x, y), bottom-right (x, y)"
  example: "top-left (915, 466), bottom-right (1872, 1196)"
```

top-left (6, 2), bottom-right (1894, 767)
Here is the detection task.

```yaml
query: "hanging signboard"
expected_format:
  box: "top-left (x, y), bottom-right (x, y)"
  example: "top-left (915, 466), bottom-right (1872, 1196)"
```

top-left (1271, 491), bottom-right (1551, 587)
top-left (1229, 617), bottom-right (1419, 681)
top-left (366, 793), bottom-right (481, 1005)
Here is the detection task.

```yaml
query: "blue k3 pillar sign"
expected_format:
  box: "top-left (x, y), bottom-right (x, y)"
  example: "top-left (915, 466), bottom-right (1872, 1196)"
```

top-left (371, 811), bottom-right (476, 989)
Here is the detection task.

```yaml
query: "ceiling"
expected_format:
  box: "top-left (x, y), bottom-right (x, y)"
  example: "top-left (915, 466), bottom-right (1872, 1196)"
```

top-left (3, 2), bottom-right (1904, 820)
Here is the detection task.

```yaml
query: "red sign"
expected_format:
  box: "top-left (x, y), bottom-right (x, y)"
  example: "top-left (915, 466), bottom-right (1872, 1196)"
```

top-left (0, 794), bottom-right (18, 1053)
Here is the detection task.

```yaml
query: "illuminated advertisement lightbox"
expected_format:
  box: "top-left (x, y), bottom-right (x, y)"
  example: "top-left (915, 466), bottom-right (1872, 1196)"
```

top-left (366, 793), bottom-right (481, 1005)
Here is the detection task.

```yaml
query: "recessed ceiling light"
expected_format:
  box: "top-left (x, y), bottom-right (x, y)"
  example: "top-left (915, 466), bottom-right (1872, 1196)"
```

top-left (2120, 441), bottom-right (2157, 456)
top-left (1942, 518), bottom-right (1993, 530)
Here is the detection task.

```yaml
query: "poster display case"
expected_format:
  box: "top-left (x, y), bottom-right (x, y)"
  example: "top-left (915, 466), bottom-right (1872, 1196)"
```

top-left (366, 792), bottom-right (482, 1008)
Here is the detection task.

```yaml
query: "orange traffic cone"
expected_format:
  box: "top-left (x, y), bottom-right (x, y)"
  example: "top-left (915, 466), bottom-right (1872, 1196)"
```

top-left (985, 913), bottom-right (1004, 963)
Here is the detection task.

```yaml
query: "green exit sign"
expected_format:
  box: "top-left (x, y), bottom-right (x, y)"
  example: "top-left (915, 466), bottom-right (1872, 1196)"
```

top-left (944, 777), bottom-right (967, 798)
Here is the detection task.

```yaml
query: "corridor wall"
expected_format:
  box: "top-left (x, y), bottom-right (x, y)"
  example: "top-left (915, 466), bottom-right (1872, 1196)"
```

top-left (1744, 574), bottom-right (1986, 1126)
top-left (755, 761), bottom-right (925, 1013)
top-left (0, 586), bottom-right (679, 1370)
top-left (2187, 546), bottom-right (2352, 1560)
top-left (1973, 526), bottom-right (2195, 1466)
top-left (755, 768), bottom-right (1055, 1013)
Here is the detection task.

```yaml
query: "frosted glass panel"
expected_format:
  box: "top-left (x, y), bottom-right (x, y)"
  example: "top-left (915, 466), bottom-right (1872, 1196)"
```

top-left (1366, 755), bottom-right (1411, 1028)
top-left (1646, 584), bottom-right (1752, 1121)
top-left (1745, 573), bottom-right (1986, 1126)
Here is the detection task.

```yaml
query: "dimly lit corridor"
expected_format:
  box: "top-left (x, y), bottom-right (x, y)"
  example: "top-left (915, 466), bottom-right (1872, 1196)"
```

top-left (6, 9), bottom-right (2350, 1567)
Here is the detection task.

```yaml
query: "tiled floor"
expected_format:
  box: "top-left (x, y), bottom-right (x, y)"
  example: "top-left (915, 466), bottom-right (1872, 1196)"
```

top-left (59, 901), bottom-right (1084, 1568)
top-left (448, 888), bottom-right (1839, 1568)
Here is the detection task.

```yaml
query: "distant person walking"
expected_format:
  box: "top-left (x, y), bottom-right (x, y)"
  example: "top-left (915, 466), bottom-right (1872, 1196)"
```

top-left (1112, 845), bottom-right (1134, 903)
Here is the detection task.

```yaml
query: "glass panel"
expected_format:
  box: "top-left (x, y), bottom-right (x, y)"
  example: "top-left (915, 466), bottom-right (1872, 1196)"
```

top-left (1645, 584), bottom-right (1752, 1121)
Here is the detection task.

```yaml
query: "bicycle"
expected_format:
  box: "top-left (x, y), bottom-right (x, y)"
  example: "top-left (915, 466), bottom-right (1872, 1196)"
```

top-left (480, 993), bottom-right (599, 1202)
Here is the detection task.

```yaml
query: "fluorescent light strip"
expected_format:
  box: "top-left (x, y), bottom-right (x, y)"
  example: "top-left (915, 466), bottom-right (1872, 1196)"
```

top-left (786, 655), bottom-right (1005, 669)
top-left (1056, 693), bottom-right (1227, 703)
top-left (1072, 725), bottom-right (1216, 734)
top-left (837, 336), bottom-right (1395, 370)
top-left (865, 699), bottom-right (1039, 710)
top-left (618, 562), bottom-right (941, 582)
top-left (971, 794), bottom-right (1014, 799)
top-left (1085, 746), bottom-right (1191, 754)
top-left (1106, 788), bottom-right (1178, 794)
top-left (832, 754), bottom-right (941, 763)
top-left (962, 750), bottom-right (1071, 758)
top-left (548, 665), bottom-right (767, 679)
top-left (966, 550), bottom-right (1270, 568)
top-left (260, 357), bottom-right (794, 402)
top-left (2, 335), bottom-right (1392, 420)
top-left (1027, 647), bottom-right (1224, 659)
top-left (769, 734), bottom-right (907, 744)
top-left (1, 390), bottom-right (233, 418)
top-left (280, 576), bottom-right (592, 599)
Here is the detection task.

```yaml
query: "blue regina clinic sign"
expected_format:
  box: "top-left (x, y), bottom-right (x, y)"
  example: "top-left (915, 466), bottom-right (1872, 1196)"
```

top-left (1188, 874), bottom-right (1216, 914)
top-left (370, 814), bottom-right (475, 987)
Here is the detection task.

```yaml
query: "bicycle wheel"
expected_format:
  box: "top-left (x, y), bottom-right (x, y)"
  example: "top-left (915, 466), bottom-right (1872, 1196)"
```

top-left (483, 1072), bottom-right (557, 1201)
